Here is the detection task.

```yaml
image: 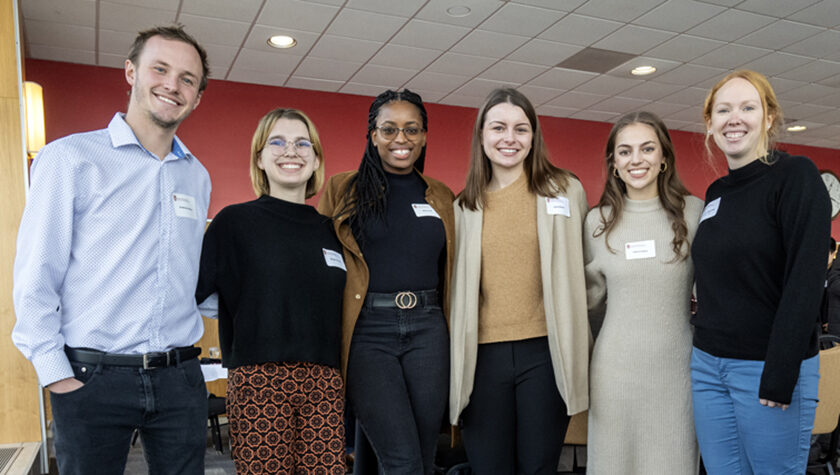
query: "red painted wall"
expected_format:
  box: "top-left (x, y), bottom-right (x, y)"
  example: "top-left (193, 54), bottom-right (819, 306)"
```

top-left (25, 59), bottom-right (840, 235)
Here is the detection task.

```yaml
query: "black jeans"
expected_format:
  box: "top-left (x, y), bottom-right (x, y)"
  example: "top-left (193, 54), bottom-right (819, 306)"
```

top-left (460, 337), bottom-right (570, 475)
top-left (346, 298), bottom-right (449, 475)
top-left (49, 357), bottom-right (207, 475)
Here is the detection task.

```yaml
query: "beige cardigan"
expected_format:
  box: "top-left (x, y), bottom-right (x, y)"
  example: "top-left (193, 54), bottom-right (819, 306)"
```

top-left (449, 178), bottom-right (592, 423)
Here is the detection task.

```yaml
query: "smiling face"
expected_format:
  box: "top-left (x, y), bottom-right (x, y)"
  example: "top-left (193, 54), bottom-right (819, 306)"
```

top-left (371, 101), bottom-right (426, 175)
top-left (481, 102), bottom-right (533, 176)
top-left (125, 35), bottom-right (203, 131)
top-left (612, 122), bottom-right (664, 200)
top-left (257, 117), bottom-right (320, 200)
top-left (708, 77), bottom-right (771, 168)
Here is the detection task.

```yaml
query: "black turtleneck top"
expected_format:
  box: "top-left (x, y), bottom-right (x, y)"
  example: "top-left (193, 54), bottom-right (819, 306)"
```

top-left (196, 195), bottom-right (346, 369)
top-left (691, 151), bottom-right (830, 403)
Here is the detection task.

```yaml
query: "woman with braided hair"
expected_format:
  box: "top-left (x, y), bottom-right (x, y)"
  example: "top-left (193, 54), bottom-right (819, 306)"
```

top-left (318, 89), bottom-right (455, 474)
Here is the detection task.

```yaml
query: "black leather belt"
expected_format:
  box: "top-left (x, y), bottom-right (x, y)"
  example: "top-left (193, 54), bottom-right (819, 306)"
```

top-left (364, 289), bottom-right (438, 309)
top-left (65, 346), bottom-right (201, 369)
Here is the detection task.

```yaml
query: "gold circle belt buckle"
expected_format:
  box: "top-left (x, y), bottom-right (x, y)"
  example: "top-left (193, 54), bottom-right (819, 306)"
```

top-left (395, 291), bottom-right (418, 309)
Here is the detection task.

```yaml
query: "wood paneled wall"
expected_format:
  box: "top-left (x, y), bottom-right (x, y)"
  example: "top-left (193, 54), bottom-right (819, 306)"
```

top-left (0, 0), bottom-right (41, 443)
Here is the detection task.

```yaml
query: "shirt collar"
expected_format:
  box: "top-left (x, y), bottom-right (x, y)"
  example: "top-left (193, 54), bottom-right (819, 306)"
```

top-left (107, 112), bottom-right (194, 161)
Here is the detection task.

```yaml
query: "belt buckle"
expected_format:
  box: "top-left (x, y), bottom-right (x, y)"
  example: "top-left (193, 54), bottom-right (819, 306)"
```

top-left (395, 291), bottom-right (418, 309)
top-left (142, 352), bottom-right (170, 369)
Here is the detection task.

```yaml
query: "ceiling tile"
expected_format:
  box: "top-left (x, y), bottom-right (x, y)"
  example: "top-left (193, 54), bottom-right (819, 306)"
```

top-left (787, 0), bottom-right (840, 28)
top-left (180, 0), bottom-right (263, 22)
top-left (536, 104), bottom-right (578, 117)
top-left (22, 0), bottom-right (95, 27)
top-left (285, 76), bottom-right (344, 92)
top-left (178, 14), bottom-right (251, 48)
top-left (619, 81), bottom-right (684, 101)
top-left (98, 28), bottom-right (136, 56)
top-left (405, 71), bottom-right (470, 94)
top-left (99, 53), bottom-right (128, 68)
top-left (295, 56), bottom-right (363, 82)
top-left (426, 52), bottom-right (495, 76)
top-left (99, 2), bottom-right (176, 32)
top-left (24, 20), bottom-right (94, 51)
top-left (400, 88), bottom-right (446, 103)
top-left (654, 63), bottom-right (725, 86)
top-left (516, 84), bottom-right (565, 105)
top-left (802, 124), bottom-right (840, 139)
top-left (641, 101), bottom-right (690, 118)
top-left (666, 106), bottom-right (706, 122)
top-left (369, 44), bottom-right (441, 70)
top-left (528, 67), bottom-right (599, 90)
top-left (686, 9), bottom-right (775, 42)
top-left (27, 44), bottom-right (95, 65)
top-left (767, 77), bottom-right (808, 94)
top-left (572, 110), bottom-right (619, 122)
top-left (738, 20), bottom-right (824, 50)
top-left (511, 0), bottom-right (586, 10)
top-left (781, 83), bottom-right (837, 103)
top-left (659, 86), bottom-right (711, 105)
top-left (438, 94), bottom-right (485, 108)
top-left (257, 0), bottom-right (340, 32)
top-left (506, 39), bottom-right (583, 67)
top-left (350, 64), bottom-right (418, 87)
top-left (785, 103), bottom-right (836, 121)
top-left (605, 56), bottom-right (683, 79)
top-left (390, 20), bottom-right (470, 50)
top-left (783, 30), bottom-right (840, 59)
top-left (633, 0), bottom-right (726, 33)
top-left (573, 75), bottom-right (643, 95)
top-left (777, 59), bottom-right (840, 83)
top-left (549, 91), bottom-right (609, 108)
top-left (539, 14), bottom-right (623, 46)
top-left (693, 44), bottom-right (771, 69)
top-left (308, 35), bottom-right (382, 63)
top-left (344, 0), bottom-right (426, 17)
top-left (575, 0), bottom-right (666, 22)
top-left (451, 30), bottom-right (530, 59)
top-left (593, 24), bottom-right (676, 54)
top-left (327, 9), bottom-right (407, 42)
top-left (740, 52), bottom-right (814, 76)
top-left (415, 0), bottom-right (505, 28)
top-left (735, 0), bottom-right (822, 17)
top-left (105, 0), bottom-right (176, 10)
top-left (232, 48), bottom-right (303, 74)
top-left (480, 3), bottom-right (565, 36)
top-left (481, 61), bottom-right (550, 85)
top-left (591, 96), bottom-right (651, 114)
top-left (451, 78), bottom-right (519, 99)
top-left (694, 0), bottom-right (741, 6)
top-left (200, 44), bottom-right (238, 76)
top-left (643, 34), bottom-right (724, 62)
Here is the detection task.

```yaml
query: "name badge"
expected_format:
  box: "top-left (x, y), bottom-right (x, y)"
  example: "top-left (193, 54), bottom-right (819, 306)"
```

top-left (625, 240), bottom-right (656, 260)
top-left (545, 196), bottom-right (571, 217)
top-left (172, 193), bottom-right (197, 219)
top-left (412, 203), bottom-right (441, 219)
top-left (699, 197), bottom-right (721, 224)
top-left (322, 249), bottom-right (346, 271)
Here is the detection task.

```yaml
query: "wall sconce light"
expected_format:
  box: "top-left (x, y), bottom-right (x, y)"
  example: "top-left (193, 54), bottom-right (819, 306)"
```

top-left (23, 81), bottom-right (45, 159)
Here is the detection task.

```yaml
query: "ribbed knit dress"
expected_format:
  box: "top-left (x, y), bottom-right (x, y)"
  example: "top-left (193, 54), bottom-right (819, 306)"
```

top-left (583, 195), bottom-right (703, 475)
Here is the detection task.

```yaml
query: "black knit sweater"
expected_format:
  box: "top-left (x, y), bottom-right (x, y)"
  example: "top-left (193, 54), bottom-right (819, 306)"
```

top-left (196, 195), bottom-right (345, 369)
top-left (691, 151), bottom-right (830, 403)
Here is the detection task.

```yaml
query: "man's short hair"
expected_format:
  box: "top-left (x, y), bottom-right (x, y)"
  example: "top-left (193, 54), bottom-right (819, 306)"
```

top-left (127, 24), bottom-right (210, 92)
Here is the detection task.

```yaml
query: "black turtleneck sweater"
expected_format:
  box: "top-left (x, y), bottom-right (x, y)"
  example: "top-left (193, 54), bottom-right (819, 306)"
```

top-left (196, 195), bottom-right (345, 369)
top-left (691, 151), bottom-right (830, 403)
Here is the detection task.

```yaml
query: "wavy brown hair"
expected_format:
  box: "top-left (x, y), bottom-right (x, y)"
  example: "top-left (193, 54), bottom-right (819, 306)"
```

top-left (459, 87), bottom-right (573, 210)
top-left (594, 111), bottom-right (691, 260)
top-left (702, 69), bottom-right (783, 165)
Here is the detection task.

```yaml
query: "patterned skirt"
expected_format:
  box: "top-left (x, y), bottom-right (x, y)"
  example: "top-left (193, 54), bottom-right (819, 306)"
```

top-left (227, 361), bottom-right (345, 474)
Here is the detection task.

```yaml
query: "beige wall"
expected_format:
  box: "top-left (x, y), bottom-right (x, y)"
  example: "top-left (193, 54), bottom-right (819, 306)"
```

top-left (0, 0), bottom-right (41, 443)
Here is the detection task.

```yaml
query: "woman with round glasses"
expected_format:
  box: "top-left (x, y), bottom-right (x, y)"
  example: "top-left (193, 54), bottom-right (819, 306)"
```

top-left (449, 87), bottom-right (589, 474)
top-left (318, 89), bottom-right (454, 474)
top-left (691, 70), bottom-right (829, 473)
top-left (584, 111), bottom-right (702, 474)
top-left (196, 108), bottom-right (346, 474)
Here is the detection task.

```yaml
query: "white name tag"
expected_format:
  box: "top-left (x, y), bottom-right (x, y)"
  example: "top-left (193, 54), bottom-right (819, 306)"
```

top-left (699, 197), bottom-right (721, 223)
top-left (625, 240), bottom-right (656, 260)
top-left (322, 249), bottom-right (347, 271)
top-left (172, 193), bottom-right (197, 219)
top-left (545, 196), bottom-right (571, 217)
top-left (412, 203), bottom-right (440, 219)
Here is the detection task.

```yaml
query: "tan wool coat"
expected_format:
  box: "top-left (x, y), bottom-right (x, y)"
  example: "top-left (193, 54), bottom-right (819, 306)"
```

top-left (317, 170), bottom-right (455, 377)
top-left (449, 177), bottom-right (592, 423)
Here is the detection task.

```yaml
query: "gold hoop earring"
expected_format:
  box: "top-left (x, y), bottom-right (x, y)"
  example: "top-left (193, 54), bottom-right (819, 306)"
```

top-left (660, 162), bottom-right (667, 172)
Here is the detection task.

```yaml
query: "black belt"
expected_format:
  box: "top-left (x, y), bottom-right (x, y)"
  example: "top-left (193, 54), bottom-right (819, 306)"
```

top-left (364, 289), bottom-right (438, 310)
top-left (65, 346), bottom-right (201, 369)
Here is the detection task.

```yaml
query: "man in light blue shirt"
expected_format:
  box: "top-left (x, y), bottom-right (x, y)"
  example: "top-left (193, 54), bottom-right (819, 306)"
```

top-left (12, 25), bottom-right (211, 475)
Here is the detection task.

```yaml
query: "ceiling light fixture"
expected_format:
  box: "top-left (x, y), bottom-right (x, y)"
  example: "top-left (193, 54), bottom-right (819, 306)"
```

top-left (631, 65), bottom-right (657, 76)
top-left (446, 6), bottom-right (471, 17)
top-left (267, 35), bottom-right (297, 49)
top-left (787, 125), bottom-right (807, 132)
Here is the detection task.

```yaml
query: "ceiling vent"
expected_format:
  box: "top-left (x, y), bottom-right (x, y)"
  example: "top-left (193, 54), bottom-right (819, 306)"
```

top-left (556, 47), bottom-right (637, 74)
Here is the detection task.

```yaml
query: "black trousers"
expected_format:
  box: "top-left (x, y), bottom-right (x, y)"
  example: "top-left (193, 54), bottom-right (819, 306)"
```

top-left (460, 337), bottom-right (570, 475)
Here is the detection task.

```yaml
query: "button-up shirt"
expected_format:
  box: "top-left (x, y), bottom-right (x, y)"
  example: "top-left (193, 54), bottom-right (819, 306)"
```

top-left (12, 113), bottom-right (211, 386)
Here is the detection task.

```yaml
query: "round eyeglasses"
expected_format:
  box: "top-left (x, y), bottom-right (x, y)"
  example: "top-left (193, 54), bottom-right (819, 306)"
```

top-left (375, 126), bottom-right (425, 141)
top-left (266, 138), bottom-right (313, 155)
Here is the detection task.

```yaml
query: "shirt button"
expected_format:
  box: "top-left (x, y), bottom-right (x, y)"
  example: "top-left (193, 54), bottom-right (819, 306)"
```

top-left (355, 294), bottom-right (361, 300)
top-left (81, 367), bottom-right (87, 373)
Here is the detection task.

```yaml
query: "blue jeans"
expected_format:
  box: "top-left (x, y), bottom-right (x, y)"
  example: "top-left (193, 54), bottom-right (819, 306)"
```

top-left (690, 347), bottom-right (819, 475)
top-left (460, 337), bottom-right (570, 475)
top-left (49, 357), bottom-right (208, 475)
top-left (346, 298), bottom-right (449, 475)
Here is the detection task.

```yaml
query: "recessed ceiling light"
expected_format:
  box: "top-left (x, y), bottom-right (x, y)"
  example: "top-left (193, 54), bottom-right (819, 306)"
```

top-left (631, 65), bottom-right (657, 76)
top-left (267, 35), bottom-right (296, 49)
top-left (787, 125), bottom-right (807, 132)
top-left (446, 5), bottom-right (471, 17)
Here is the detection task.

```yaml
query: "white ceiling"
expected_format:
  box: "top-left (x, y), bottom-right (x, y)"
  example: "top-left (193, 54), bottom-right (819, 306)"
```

top-left (19, 0), bottom-right (840, 150)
